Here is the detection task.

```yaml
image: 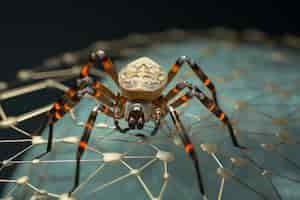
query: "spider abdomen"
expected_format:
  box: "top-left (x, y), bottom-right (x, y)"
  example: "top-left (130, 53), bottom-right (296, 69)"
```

top-left (118, 57), bottom-right (168, 100)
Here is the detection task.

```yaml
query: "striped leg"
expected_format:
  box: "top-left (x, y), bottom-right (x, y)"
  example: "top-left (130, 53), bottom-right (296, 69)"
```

top-left (167, 56), bottom-right (218, 106)
top-left (68, 104), bottom-right (114, 196)
top-left (34, 87), bottom-right (80, 159)
top-left (92, 81), bottom-right (117, 107)
top-left (80, 50), bottom-right (119, 86)
top-left (34, 80), bottom-right (117, 160)
top-left (168, 106), bottom-right (208, 200)
top-left (163, 81), bottom-right (192, 102)
top-left (167, 84), bottom-right (246, 149)
top-left (93, 80), bottom-right (117, 102)
top-left (34, 49), bottom-right (119, 160)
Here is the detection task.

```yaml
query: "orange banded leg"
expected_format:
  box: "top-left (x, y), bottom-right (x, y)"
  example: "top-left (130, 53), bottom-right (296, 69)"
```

top-left (167, 56), bottom-right (218, 106)
top-left (34, 87), bottom-right (81, 159)
top-left (92, 50), bottom-right (119, 85)
top-left (169, 91), bottom-right (193, 108)
top-left (91, 80), bottom-right (118, 108)
top-left (164, 82), bottom-right (192, 102)
top-left (193, 87), bottom-right (246, 149)
top-left (169, 86), bottom-right (246, 149)
top-left (69, 105), bottom-right (99, 196)
top-left (80, 61), bottom-right (94, 78)
top-left (93, 80), bottom-right (117, 102)
top-left (68, 103), bottom-right (115, 196)
top-left (168, 106), bottom-right (207, 200)
top-left (79, 50), bottom-right (119, 86)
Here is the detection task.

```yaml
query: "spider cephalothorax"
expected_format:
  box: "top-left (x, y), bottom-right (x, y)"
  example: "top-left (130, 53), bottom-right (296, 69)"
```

top-left (34, 49), bottom-right (246, 200)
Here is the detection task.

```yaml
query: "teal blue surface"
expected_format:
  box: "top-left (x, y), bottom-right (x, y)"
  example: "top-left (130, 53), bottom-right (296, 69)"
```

top-left (1, 37), bottom-right (300, 200)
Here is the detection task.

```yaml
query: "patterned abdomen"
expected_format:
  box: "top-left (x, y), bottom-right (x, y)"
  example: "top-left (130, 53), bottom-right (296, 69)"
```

top-left (118, 57), bottom-right (168, 100)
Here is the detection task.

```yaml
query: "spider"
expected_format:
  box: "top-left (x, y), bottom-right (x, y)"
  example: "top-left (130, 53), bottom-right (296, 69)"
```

top-left (34, 49), bottom-right (246, 199)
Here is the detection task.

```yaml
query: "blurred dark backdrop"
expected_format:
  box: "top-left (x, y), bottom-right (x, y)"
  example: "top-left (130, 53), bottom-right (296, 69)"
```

top-left (0, 0), bottom-right (299, 81)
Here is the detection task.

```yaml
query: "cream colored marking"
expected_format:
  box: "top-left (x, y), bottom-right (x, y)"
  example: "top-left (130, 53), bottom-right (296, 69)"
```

top-left (119, 57), bottom-right (167, 92)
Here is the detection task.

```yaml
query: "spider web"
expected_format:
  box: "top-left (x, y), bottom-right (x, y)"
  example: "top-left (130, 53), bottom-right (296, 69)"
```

top-left (0, 29), bottom-right (300, 200)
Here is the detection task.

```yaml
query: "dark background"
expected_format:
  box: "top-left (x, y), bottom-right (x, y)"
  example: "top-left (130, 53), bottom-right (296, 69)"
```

top-left (0, 0), bottom-right (299, 80)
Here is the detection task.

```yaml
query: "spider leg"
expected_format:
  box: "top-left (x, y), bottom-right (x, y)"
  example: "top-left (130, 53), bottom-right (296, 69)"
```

top-left (34, 49), bottom-right (120, 160)
top-left (34, 80), bottom-right (117, 160)
top-left (168, 85), bottom-right (246, 149)
top-left (34, 87), bottom-right (81, 159)
top-left (163, 81), bottom-right (191, 102)
top-left (150, 119), bottom-right (161, 136)
top-left (166, 56), bottom-right (218, 106)
top-left (168, 106), bottom-right (208, 200)
top-left (77, 50), bottom-right (118, 102)
top-left (68, 104), bottom-right (101, 196)
top-left (114, 119), bottom-right (160, 136)
top-left (114, 119), bottom-right (130, 133)
top-left (68, 103), bottom-right (116, 196)
top-left (93, 80), bottom-right (117, 103)
top-left (80, 50), bottom-right (119, 86)
top-left (131, 119), bottom-right (161, 140)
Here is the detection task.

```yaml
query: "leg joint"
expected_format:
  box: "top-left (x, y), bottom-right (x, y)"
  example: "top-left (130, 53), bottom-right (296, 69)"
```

top-left (176, 55), bottom-right (191, 65)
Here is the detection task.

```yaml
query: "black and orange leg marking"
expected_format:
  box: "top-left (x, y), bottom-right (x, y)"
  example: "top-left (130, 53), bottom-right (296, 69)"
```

top-left (91, 50), bottom-right (119, 86)
top-left (69, 106), bottom-right (99, 196)
top-left (193, 87), bottom-right (246, 149)
top-left (35, 49), bottom-right (119, 160)
top-left (80, 61), bottom-right (94, 79)
top-left (98, 104), bottom-right (115, 118)
top-left (168, 106), bottom-right (207, 200)
top-left (68, 103), bottom-right (116, 196)
top-left (79, 50), bottom-right (119, 86)
top-left (163, 82), bottom-right (192, 102)
top-left (93, 80), bottom-right (117, 102)
top-left (169, 91), bottom-right (193, 108)
top-left (168, 85), bottom-right (246, 149)
top-left (91, 81), bottom-right (118, 108)
top-left (34, 87), bottom-right (81, 160)
top-left (166, 56), bottom-right (219, 106)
